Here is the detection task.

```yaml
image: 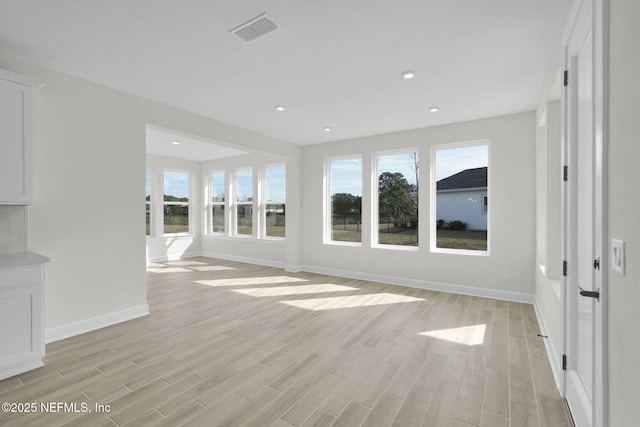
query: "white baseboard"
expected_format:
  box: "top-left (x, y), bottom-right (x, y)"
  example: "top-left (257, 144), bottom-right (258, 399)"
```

top-left (46, 304), bottom-right (149, 343)
top-left (301, 264), bottom-right (535, 304)
top-left (284, 264), bottom-right (302, 273)
top-left (0, 358), bottom-right (44, 381)
top-left (533, 296), bottom-right (563, 392)
top-left (200, 251), bottom-right (285, 269)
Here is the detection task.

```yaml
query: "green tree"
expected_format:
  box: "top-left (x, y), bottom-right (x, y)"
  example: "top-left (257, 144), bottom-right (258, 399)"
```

top-left (331, 193), bottom-right (361, 216)
top-left (378, 172), bottom-right (417, 228)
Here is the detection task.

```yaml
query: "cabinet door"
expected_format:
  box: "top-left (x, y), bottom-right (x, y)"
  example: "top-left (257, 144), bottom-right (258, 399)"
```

top-left (0, 79), bottom-right (34, 204)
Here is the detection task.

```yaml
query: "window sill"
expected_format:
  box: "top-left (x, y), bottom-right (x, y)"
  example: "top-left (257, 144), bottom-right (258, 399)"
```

top-left (430, 247), bottom-right (490, 256)
top-left (371, 244), bottom-right (419, 252)
top-left (147, 234), bottom-right (196, 241)
top-left (203, 234), bottom-right (286, 244)
top-left (323, 241), bottom-right (363, 248)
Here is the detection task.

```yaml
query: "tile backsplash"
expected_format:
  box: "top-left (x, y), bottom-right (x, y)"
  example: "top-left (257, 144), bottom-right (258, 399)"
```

top-left (0, 205), bottom-right (28, 254)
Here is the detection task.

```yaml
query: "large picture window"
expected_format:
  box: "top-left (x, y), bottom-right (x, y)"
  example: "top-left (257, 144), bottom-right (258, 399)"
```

top-left (211, 171), bottom-right (225, 233)
top-left (235, 169), bottom-right (253, 236)
top-left (263, 165), bottom-right (286, 238)
top-left (327, 157), bottom-right (362, 243)
top-left (375, 151), bottom-right (419, 247)
top-left (433, 143), bottom-right (489, 252)
top-left (163, 170), bottom-right (190, 234)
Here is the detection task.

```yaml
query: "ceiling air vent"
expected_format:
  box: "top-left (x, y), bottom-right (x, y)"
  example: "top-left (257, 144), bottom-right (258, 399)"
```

top-left (230, 13), bottom-right (278, 42)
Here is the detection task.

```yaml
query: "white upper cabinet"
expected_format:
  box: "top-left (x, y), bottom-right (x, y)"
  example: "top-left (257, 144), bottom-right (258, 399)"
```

top-left (0, 69), bottom-right (44, 205)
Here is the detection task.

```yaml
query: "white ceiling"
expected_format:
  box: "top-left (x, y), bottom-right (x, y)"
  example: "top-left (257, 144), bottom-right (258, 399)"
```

top-left (145, 126), bottom-right (248, 161)
top-left (0, 0), bottom-right (569, 146)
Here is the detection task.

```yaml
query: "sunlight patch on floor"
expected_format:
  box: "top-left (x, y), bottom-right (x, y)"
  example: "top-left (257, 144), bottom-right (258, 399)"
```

top-left (189, 265), bottom-right (237, 272)
top-left (418, 324), bottom-right (486, 346)
top-left (280, 293), bottom-right (425, 311)
top-left (232, 284), bottom-right (359, 297)
top-left (195, 276), bottom-right (308, 287)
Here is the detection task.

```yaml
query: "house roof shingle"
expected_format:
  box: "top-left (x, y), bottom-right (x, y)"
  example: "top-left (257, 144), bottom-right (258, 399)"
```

top-left (436, 166), bottom-right (487, 191)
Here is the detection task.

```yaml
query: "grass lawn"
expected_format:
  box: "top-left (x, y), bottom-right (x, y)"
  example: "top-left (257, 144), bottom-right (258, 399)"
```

top-left (329, 224), bottom-right (486, 250)
top-left (436, 229), bottom-right (487, 251)
top-left (330, 223), bottom-right (418, 246)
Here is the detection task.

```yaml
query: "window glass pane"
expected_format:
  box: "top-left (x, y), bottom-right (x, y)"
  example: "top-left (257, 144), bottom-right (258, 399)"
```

top-left (329, 158), bottom-right (362, 243)
top-left (211, 172), bottom-right (225, 202)
top-left (236, 205), bottom-right (253, 235)
top-left (265, 203), bottom-right (285, 237)
top-left (164, 171), bottom-right (189, 201)
top-left (164, 205), bottom-right (189, 234)
top-left (212, 205), bottom-right (225, 233)
top-left (265, 166), bottom-right (286, 238)
top-left (145, 168), bottom-right (151, 236)
top-left (236, 169), bottom-right (253, 202)
top-left (434, 144), bottom-right (488, 251)
top-left (264, 166), bottom-right (286, 203)
top-left (164, 170), bottom-right (189, 234)
top-left (377, 152), bottom-right (419, 246)
top-left (211, 172), bottom-right (225, 203)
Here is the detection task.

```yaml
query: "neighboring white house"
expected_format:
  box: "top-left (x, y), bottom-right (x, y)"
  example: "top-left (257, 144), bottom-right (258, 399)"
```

top-left (436, 167), bottom-right (487, 230)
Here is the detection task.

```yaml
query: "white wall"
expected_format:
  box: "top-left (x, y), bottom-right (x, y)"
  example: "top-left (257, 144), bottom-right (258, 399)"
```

top-left (146, 154), bottom-right (201, 262)
top-left (0, 53), bottom-right (297, 336)
top-left (608, 1), bottom-right (640, 424)
top-left (436, 189), bottom-right (487, 230)
top-left (301, 112), bottom-right (537, 298)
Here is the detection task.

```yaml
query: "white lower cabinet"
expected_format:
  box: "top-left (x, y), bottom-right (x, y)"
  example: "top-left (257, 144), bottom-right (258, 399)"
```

top-left (0, 254), bottom-right (48, 380)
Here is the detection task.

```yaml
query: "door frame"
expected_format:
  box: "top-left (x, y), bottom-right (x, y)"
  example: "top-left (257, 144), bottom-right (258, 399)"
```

top-left (561, 0), bottom-right (608, 425)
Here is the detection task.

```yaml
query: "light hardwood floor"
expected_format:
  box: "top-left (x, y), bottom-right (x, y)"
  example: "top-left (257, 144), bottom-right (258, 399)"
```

top-left (0, 257), bottom-right (573, 426)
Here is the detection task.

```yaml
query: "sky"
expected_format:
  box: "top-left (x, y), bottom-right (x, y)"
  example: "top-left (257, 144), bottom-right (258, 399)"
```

top-left (163, 170), bottom-right (190, 199)
top-left (329, 145), bottom-right (487, 196)
top-left (157, 145), bottom-right (487, 201)
top-left (434, 145), bottom-right (488, 180)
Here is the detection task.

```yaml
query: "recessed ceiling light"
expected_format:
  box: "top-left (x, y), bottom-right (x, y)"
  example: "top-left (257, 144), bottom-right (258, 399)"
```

top-left (401, 70), bottom-right (416, 79)
top-left (275, 105), bottom-right (285, 111)
top-left (323, 127), bottom-right (332, 132)
top-left (429, 107), bottom-right (440, 113)
top-left (172, 141), bottom-right (181, 145)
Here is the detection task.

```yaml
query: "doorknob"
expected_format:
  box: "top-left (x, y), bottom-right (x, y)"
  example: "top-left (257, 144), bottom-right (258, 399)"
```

top-left (578, 285), bottom-right (600, 301)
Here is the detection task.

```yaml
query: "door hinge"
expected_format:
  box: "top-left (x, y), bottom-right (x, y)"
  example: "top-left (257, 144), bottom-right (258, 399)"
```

top-left (562, 354), bottom-right (567, 370)
top-left (563, 260), bottom-right (568, 276)
top-left (563, 165), bottom-right (568, 181)
top-left (564, 70), bottom-right (568, 86)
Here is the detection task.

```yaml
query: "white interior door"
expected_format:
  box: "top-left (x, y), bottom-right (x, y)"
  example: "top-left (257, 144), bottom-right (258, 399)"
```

top-left (563, 1), bottom-right (606, 426)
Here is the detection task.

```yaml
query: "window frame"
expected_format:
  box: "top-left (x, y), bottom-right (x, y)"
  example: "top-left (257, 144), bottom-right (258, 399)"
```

top-left (162, 169), bottom-right (192, 236)
top-left (371, 148), bottom-right (420, 251)
top-left (324, 155), bottom-right (363, 247)
top-left (261, 163), bottom-right (286, 240)
top-left (430, 140), bottom-right (491, 256)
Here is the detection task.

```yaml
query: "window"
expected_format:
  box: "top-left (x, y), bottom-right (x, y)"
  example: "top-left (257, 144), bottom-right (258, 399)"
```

top-left (235, 169), bottom-right (253, 236)
top-left (374, 151), bottom-right (419, 247)
top-left (327, 157), bottom-right (362, 243)
top-left (163, 170), bottom-right (190, 234)
top-left (433, 143), bottom-right (489, 252)
top-left (211, 172), bottom-right (225, 233)
top-left (145, 168), bottom-right (151, 236)
top-left (263, 165), bottom-right (286, 238)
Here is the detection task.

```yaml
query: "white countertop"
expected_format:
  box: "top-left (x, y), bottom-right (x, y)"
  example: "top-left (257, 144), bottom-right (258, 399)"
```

top-left (0, 252), bottom-right (50, 270)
